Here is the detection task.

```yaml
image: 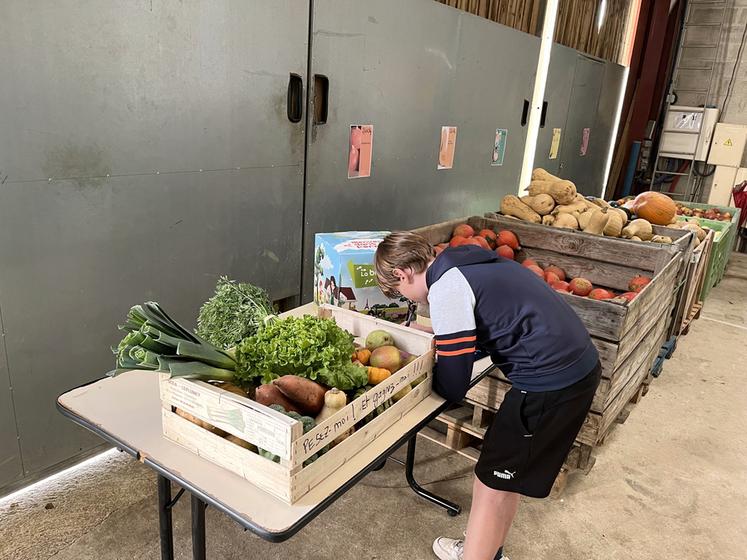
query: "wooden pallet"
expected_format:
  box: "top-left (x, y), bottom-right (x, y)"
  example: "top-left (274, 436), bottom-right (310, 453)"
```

top-left (680, 302), bottom-right (703, 336)
top-left (421, 369), bottom-right (655, 497)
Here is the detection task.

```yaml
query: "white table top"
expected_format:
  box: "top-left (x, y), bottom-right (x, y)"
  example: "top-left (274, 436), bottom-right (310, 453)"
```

top-left (58, 358), bottom-right (493, 537)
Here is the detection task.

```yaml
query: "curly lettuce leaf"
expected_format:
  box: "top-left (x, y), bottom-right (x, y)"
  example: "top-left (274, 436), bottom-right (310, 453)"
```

top-left (234, 315), bottom-right (364, 390)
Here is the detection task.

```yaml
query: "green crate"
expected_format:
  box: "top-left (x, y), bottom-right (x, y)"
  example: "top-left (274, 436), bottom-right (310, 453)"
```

top-left (677, 217), bottom-right (731, 300)
top-left (677, 202), bottom-right (742, 283)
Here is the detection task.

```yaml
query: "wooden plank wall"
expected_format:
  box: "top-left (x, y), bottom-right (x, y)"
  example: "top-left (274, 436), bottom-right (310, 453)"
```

top-left (436, 0), bottom-right (632, 64)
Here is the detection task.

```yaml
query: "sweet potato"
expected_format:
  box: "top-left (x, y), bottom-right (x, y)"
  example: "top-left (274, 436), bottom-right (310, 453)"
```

top-left (273, 375), bottom-right (327, 415)
top-left (255, 383), bottom-right (304, 414)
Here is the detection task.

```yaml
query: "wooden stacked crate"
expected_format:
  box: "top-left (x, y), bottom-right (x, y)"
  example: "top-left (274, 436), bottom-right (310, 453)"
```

top-left (678, 229), bottom-right (714, 335)
top-left (412, 215), bottom-right (693, 486)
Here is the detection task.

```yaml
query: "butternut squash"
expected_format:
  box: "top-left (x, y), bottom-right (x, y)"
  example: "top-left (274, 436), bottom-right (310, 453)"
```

top-left (552, 200), bottom-right (588, 215)
top-left (603, 211), bottom-right (625, 237)
top-left (552, 213), bottom-right (579, 230)
top-left (531, 168), bottom-right (562, 182)
top-left (521, 193), bottom-right (555, 215)
top-left (651, 235), bottom-right (673, 244)
top-left (583, 208), bottom-right (610, 235)
top-left (622, 219), bottom-right (653, 241)
top-left (577, 208), bottom-right (598, 230)
top-left (501, 195), bottom-right (541, 223)
top-left (354, 348), bottom-right (371, 365)
top-left (367, 366), bottom-right (392, 385)
top-left (527, 179), bottom-right (577, 205)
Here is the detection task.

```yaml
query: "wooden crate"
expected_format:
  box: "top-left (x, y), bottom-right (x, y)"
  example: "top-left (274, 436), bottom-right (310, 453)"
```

top-left (413, 215), bottom-right (687, 409)
top-left (678, 229), bottom-right (714, 335)
top-left (412, 215), bottom-right (685, 445)
top-left (159, 304), bottom-right (435, 504)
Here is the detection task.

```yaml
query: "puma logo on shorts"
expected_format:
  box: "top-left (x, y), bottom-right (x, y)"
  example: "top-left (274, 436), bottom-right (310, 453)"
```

top-left (493, 469), bottom-right (516, 480)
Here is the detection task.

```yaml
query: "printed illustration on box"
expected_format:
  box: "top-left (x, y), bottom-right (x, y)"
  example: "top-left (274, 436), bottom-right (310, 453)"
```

top-left (314, 232), bottom-right (408, 320)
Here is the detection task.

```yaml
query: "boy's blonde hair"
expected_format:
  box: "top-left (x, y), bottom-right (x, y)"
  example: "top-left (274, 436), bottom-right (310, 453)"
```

top-left (374, 231), bottom-right (435, 298)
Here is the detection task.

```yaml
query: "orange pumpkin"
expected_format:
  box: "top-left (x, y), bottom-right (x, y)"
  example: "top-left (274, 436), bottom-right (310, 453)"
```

top-left (632, 191), bottom-right (676, 225)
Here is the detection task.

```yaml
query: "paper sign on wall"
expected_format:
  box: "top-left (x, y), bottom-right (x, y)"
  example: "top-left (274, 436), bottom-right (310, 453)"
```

top-left (580, 127), bottom-right (590, 157)
top-left (438, 126), bottom-right (458, 170)
top-left (549, 128), bottom-right (562, 160)
top-left (491, 129), bottom-right (508, 166)
top-left (348, 125), bottom-right (373, 179)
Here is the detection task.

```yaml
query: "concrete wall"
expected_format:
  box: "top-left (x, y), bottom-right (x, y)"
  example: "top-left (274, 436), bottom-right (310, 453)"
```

top-left (675, 0), bottom-right (747, 202)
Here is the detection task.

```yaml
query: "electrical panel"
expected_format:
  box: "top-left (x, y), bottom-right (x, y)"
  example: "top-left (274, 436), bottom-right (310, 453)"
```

top-left (659, 106), bottom-right (718, 161)
top-left (708, 123), bottom-right (747, 167)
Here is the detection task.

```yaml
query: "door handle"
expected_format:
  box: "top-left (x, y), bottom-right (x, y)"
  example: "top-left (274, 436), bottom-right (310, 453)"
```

top-left (521, 100), bottom-right (529, 127)
top-left (313, 74), bottom-right (329, 125)
top-left (287, 73), bottom-right (303, 123)
top-left (540, 101), bottom-right (548, 128)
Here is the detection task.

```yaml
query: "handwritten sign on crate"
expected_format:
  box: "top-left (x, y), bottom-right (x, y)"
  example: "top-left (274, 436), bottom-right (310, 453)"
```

top-left (292, 354), bottom-right (431, 464)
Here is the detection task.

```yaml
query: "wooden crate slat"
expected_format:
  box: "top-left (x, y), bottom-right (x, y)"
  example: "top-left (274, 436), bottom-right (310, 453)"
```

top-left (160, 377), bottom-right (297, 460)
top-left (293, 352), bottom-right (432, 464)
top-left (619, 254), bottom-right (681, 337)
top-left (577, 335), bottom-right (663, 446)
top-left (162, 409), bottom-right (293, 502)
top-left (560, 294), bottom-right (626, 341)
top-left (592, 307), bottom-right (669, 412)
top-left (613, 288), bottom-right (675, 369)
top-left (679, 230), bottom-right (714, 333)
top-left (523, 246), bottom-right (651, 291)
top-left (292, 380), bottom-right (431, 497)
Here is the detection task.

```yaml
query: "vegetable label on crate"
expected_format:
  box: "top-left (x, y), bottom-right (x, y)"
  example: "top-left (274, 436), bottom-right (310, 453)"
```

top-left (491, 128), bottom-right (507, 166)
top-left (164, 379), bottom-right (291, 459)
top-left (348, 125), bottom-right (373, 179)
top-left (438, 126), bottom-right (458, 170)
top-left (580, 127), bottom-right (590, 156)
top-left (549, 128), bottom-right (562, 159)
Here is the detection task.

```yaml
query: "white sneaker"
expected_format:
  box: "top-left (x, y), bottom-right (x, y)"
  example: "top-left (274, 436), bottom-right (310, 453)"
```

top-left (432, 536), bottom-right (464, 560)
top-left (431, 536), bottom-right (510, 560)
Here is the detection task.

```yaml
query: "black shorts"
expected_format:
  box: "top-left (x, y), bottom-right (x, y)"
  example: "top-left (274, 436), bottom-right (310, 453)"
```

top-left (475, 362), bottom-right (601, 498)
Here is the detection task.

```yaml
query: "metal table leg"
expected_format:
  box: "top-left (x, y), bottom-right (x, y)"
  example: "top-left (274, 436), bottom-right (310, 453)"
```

top-left (191, 494), bottom-right (207, 560)
top-left (157, 475), bottom-right (174, 560)
top-left (405, 435), bottom-right (461, 516)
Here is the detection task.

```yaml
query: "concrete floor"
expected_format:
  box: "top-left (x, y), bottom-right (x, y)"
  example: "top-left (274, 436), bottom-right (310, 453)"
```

top-left (1, 256), bottom-right (746, 560)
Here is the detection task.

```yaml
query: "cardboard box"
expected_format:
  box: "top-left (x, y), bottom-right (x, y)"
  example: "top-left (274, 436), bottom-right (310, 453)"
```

top-left (313, 232), bottom-right (408, 320)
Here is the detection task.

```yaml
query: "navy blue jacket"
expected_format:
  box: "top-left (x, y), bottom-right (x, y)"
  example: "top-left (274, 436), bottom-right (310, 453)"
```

top-left (426, 245), bottom-right (598, 402)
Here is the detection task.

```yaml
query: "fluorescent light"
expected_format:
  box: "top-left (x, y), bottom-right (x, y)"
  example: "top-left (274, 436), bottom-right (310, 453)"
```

top-left (601, 66), bottom-right (630, 199)
top-left (597, 0), bottom-right (608, 32)
top-left (0, 448), bottom-right (117, 506)
top-left (519, 0), bottom-right (560, 195)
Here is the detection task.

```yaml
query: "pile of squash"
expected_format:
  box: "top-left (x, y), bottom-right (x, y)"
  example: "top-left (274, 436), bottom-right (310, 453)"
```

top-left (499, 168), bottom-right (677, 244)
